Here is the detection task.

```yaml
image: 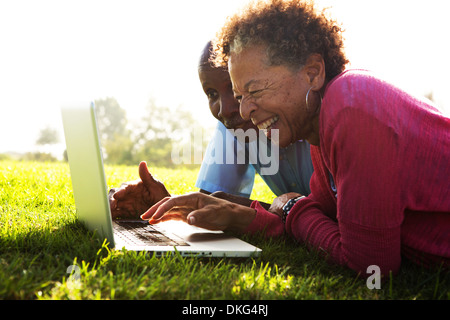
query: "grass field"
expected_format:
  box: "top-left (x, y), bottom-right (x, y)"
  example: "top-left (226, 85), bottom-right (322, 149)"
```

top-left (0, 160), bottom-right (448, 301)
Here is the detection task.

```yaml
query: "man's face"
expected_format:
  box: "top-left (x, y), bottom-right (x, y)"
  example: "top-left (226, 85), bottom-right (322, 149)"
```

top-left (198, 63), bottom-right (257, 132)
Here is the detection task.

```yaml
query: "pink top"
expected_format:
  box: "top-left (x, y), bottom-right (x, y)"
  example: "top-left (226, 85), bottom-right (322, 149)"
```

top-left (246, 70), bottom-right (450, 276)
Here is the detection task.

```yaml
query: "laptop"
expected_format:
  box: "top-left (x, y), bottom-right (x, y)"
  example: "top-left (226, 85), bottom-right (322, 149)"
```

top-left (60, 101), bottom-right (262, 258)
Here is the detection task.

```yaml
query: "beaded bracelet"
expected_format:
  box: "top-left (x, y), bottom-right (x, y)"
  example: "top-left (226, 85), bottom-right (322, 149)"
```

top-left (282, 196), bottom-right (305, 223)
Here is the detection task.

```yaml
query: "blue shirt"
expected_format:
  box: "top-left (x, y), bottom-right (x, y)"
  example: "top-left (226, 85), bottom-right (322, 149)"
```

top-left (195, 121), bottom-right (314, 198)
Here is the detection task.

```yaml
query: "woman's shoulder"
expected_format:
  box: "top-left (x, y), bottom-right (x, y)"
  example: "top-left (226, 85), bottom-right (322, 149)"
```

top-left (325, 69), bottom-right (381, 96)
top-left (322, 69), bottom-right (370, 117)
top-left (322, 69), bottom-right (398, 119)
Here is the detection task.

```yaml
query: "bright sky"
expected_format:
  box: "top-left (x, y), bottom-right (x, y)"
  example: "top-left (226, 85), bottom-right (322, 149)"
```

top-left (1, 0), bottom-right (449, 154)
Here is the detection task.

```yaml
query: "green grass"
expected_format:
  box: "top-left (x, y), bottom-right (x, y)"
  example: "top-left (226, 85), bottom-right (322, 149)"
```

top-left (0, 160), bottom-right (448, 300)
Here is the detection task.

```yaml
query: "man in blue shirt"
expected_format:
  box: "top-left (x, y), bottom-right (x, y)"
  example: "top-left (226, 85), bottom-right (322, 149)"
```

top-left (109, 42), bottom-right (314, 218)
top-left (196, 121), bottom-right (313, 198)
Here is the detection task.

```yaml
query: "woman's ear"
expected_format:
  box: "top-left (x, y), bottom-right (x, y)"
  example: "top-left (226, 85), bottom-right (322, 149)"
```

top-left (304, 53), bottom-right (326, 90)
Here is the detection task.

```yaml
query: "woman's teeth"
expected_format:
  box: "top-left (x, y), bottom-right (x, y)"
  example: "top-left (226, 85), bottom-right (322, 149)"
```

top-left (257, 116), bottom-right (279, 130)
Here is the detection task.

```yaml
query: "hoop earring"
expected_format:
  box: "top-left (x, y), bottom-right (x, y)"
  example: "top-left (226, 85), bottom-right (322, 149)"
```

top-left (305, 87), bottom-right (323, 114)
top-left (305, 87), bottom-right (313, 111)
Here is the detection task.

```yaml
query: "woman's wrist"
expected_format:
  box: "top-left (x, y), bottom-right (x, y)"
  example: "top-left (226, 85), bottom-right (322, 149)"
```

top-left (228, 203), bottom-right (257, 233)
top-left (282, 196), bottom-right (305, 223)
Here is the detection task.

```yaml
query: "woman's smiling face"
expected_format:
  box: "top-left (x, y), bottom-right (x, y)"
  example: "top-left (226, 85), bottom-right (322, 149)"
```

top-left (228, 45), bottom-right (322, 147)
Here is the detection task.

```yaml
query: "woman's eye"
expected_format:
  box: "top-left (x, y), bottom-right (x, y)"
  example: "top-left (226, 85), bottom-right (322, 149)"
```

top-left (249, 89), bottom-right (262, 96)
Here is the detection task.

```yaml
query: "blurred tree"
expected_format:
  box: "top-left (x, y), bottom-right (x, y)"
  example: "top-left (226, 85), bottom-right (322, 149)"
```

top-left (23, 152), bottom-right (57, 162)
top-left (94, 97), bottom-right (128, 142)
top-left (133, 99), bottom-right (207, 167)
top-left (90, 96), bottom-right (209, 167)
top-left (94, 97), bottom-right (133, 164)
top-left (35, 126), bottom-right (60, 161)
top-left (103, 133), bottom-right (134, 165)
top-left (36, 126), bottom-right (59, 146)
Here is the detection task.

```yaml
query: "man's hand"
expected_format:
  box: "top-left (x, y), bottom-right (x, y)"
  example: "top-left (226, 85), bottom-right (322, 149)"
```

top-left (109, 161), bottom-right (170, 219)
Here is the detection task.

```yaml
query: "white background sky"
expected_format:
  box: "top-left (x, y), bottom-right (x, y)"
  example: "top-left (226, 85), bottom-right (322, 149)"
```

top-left (1, 0), bottom-right (449, 154)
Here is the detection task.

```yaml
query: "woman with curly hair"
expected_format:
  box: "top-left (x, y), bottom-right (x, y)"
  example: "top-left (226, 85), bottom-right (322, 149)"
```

top-left (142, 0), bottom-right (450, 277)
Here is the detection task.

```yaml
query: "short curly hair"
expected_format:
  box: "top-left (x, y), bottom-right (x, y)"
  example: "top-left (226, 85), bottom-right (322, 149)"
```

top-left (212, 0), bottom-right (348, 80)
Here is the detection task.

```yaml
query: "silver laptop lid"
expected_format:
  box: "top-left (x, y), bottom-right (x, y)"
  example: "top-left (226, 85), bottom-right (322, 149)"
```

top-left (61, 102), bottom-right (115, 247)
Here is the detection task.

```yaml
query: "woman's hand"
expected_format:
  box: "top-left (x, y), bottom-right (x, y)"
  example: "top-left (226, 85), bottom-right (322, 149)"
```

top-left (109, 161), bottom-right (170, 219)
top-left (140, 192), bottom-right (256, 232)
top-left (268, 192), bottom-right (303, 218)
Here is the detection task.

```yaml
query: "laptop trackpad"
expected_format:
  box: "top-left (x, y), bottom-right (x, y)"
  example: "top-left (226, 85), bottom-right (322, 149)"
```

top-left (155, 220), bottom-right (229, 242)
top-left (184, 232), bottom-right (235, 243)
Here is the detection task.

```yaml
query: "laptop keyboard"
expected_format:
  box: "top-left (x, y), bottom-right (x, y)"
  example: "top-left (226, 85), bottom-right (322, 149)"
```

top-left (114, 221), bottom-right (189, 246)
